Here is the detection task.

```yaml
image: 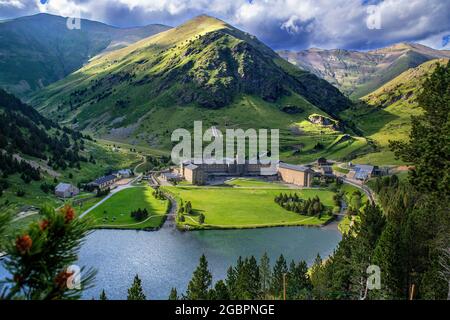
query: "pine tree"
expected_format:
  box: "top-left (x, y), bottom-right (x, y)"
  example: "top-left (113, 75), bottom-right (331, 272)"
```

top-left (310, 254), bottom-right (327, 300)
top-left (225, 266), bottom-right (237, 299)
top-left (211, 280), bottom-right (229, 300)
top-left (286, 260), bottom-right (311, 299)
top-left (186, 254), bottom-right (212, 300)
top-left (169, 287), bottom-right (178, 300)
top-left (372, 223), bottom-right (404, 299)
top-left (259, 252), bottom-right (271, 299)
top-left (350, 203), bottom-right (386, 299)
top-left (99, 289), bottom-right (108, 300)
top-left (1, 204), bottom-right (95, 300)
top-left (247, 256), bottom-right (261, 299)
top-left (270, 254), bottom-right (288, 298)
top-left (127, 275), bottom-right (146, 300)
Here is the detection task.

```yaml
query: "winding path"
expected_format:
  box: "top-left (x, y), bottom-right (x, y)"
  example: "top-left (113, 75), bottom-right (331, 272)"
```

top-left (341, 178), bottom-right (375, 204)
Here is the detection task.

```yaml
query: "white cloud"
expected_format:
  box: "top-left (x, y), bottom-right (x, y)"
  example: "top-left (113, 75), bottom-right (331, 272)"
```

top-left (2, 0), bottom-right (450, 50)
top-left (0, 0), bottom-right (25, 8)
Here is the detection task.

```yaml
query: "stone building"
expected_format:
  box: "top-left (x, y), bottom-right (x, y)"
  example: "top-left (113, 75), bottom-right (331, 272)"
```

top-left (179, 159), bottom-right (314, 187)
top-left (277, 162), bottom-right (314, 187)
top-left (183, 164), bottom-right (206, 185)
top-left (55, 183), bottom-right (79, 198)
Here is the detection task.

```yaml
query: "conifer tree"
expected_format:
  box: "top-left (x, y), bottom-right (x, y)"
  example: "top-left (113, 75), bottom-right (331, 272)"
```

top-left (186, 254), bottom-right (212, 300)
top-left (270, 254), bottom-right (288, 298)
top-left (259, 252), bottom-right (271, 298)
top-left (310, 254), bottom-right (327, 300)
top-left (169, 287), bottom-right (178, 300)
top-left (99, 289), bottom-right (108, 300)
top-left (286, 260), bottom-right (311, 299)
top-left (127, 275), bottom-right (146, 300)
top-left (225, 266), bottom-right (237, 299)
top-left (1, 204), bottom-right (95, 300)
top-left (211, 280), bottom-right (229, 300)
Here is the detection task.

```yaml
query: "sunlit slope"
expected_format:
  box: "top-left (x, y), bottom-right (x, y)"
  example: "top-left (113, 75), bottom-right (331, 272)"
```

top-left (341, 58), bottom-right (448, 164)
top-left (32, 15), bottom-right (363, 161)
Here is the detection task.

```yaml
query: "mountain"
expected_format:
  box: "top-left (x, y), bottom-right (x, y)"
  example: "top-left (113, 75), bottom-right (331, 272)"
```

top-left (278, 43), bottom-right (450, 99)
top-left (0, 88), bottom-right (141, 213)
top-left (340, 58), bottom-right (449, 164)
top-left (32, 15), bottom-right (361, 161)
top-left (0, 13), bottom-right (171, 97)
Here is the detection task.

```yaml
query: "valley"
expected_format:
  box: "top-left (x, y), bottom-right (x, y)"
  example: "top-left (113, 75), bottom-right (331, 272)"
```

top-left (0, 7), bottom-right (448, 303)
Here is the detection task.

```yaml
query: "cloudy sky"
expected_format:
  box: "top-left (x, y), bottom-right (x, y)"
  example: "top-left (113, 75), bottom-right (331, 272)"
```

top-left (1, 0), bottom-right (449, 50)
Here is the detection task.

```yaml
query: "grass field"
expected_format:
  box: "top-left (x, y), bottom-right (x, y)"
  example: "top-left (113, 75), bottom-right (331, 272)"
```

top-left (85, 187), bottom-right (169, 229)
top-left (163, 180), bottom-right (335, 229)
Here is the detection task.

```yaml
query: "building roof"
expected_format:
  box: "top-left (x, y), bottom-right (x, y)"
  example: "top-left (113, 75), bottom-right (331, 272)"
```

top-left (55, 183), bottom-right (75, 192)
top-left (278, 162), bottom-right (312, 173)
top-left (354, 165), bottom-right (375, 180)
top-left (185, 164), bottom-right (199, 170)
top-left (91, 175), bottom-right (117, 185)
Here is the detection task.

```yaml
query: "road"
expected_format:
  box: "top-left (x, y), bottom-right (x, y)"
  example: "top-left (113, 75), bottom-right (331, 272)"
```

top-left (341, 178), bottom-right (375, 204)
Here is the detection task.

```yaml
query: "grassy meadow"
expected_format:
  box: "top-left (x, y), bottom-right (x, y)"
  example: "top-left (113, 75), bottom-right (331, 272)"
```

top-left (164, 179), bottom-right (335, 229)
top-left (85, 187), bottom-right (169, 229)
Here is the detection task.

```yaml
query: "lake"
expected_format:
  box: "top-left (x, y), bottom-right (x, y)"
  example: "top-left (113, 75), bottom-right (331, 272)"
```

top-left (0, 224), bottom-right (341, 299)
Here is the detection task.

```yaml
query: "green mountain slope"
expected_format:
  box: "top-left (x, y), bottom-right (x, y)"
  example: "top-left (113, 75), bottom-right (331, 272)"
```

top-left (340, 58), bottom-right (449, 165)
top-left (0, 89), bottom-right (140, 214)
top-left (279, 43), bottom-right (450, 99)
top-left (32, 15), bottom-right (360, 161)
top-left (0, 13), bottom-right (170, 97)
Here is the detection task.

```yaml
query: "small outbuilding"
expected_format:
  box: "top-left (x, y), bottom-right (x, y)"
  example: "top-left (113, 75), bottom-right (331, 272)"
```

top-left (114, 169), bottom-right (133, 178)
top-left (351, 165), bottom-right (378, 181)
top-left (55, 183), bottom-right (79, 198)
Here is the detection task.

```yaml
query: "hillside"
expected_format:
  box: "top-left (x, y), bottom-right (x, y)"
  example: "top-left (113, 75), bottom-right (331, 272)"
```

top-left (278, 43), bottom-right (450, 99)
top-left (32, 15), bottom-right (363, 162)
top-left (340, 58), bottom-right (449, 164)
top-left (0, 89), bottom-right (141, 214)
top-left (0, 13), bottom-right (170, 97)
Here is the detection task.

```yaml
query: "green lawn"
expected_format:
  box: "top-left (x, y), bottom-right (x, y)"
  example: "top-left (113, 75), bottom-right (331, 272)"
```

top-left (85, 187), bottom-right (169, 229)
top-left (163, 181), bottom-right (335, 230)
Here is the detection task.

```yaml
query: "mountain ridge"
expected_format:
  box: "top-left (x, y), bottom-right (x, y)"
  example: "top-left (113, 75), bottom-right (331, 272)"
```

top-left (31, 15), bottom-right (365, 162)
top-left (278, 42), bottom-right (450, 99)
top-left (0, 13), bottom-right (171, 97)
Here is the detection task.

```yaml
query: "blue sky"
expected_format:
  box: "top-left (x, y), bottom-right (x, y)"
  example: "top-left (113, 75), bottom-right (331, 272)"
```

top-left (1, 0), bottom-right (449, 50)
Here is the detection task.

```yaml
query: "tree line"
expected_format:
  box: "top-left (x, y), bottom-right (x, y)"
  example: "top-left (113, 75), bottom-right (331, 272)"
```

top-left (0, 89), bottom-right (90, 178)
top-left (274, 193), bottom-right (330, 217)
top-left (130, 208), bottom-right (149, 222)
